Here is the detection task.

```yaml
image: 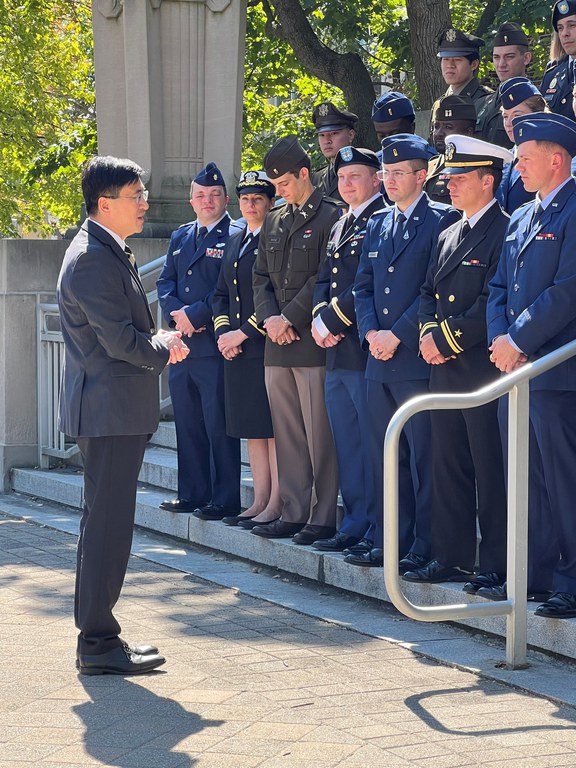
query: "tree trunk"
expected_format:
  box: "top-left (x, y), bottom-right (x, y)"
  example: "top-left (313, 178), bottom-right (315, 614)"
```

top-left (266, 0), bottom-right (379, 149)
top-left (475, 0), bottom-right (504, 38)
top-left (406, 0), bottom-right (452, 109)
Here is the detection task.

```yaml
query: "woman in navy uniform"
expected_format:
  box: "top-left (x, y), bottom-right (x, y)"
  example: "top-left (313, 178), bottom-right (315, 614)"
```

top-left (212, 171), bottom-right (281, 528)
top-left (540, 0), bottom-right (576, 121)
top-left (497, 78), bottom-right (548, 214)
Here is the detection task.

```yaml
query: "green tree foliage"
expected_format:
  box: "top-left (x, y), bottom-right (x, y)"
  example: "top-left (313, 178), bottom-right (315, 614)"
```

top-left (0, 0), bottom-right (95, 236)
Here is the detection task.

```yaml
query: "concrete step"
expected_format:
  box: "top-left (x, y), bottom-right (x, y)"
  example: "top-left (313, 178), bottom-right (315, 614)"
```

top-left (151, 420), bottom-right (250, 464)
top-left (9, 464), bottom-right (575, 662)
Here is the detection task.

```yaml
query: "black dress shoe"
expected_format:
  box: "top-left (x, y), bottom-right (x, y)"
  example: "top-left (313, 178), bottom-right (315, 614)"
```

top-left (462, 572), bottom-right (504, 595)
top-left (237, 516), bottom-right (280, 530)
top-left (476, 582), bottom-right (553, 602)
top-left (292, 525), bottom-right (336, 546)
top-left (77, 645), bottom-right (166, 676)
top-left (344, 548), bottom-right (384, 567)
top-left (342, 538), bottom-right (373, 556)
top-left (402, 559), bottom-right (473, 583)
top-left (251, 520), bottom-right (303, 538)
top-left (222, 514), bottom-right (256, 526)
top-left (159, 498), bottom-right (206, 513)
top-left (193, 504), bottom-right (240, 520)
top-left (398, 552), bottom-right (429, 574)
top-left (535, 592), bottom-right (576, 618)
top-left (312, 532), bottom-right (360, 551)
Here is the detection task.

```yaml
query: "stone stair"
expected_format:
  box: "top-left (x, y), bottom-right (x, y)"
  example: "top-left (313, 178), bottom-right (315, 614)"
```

top-left (7, 420), bottom-right (575, 661)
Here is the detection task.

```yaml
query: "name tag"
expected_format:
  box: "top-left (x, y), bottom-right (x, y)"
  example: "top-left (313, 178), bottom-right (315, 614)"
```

top-left (269, 236), bottom-right (281, 244)
top-left (368, 251), bottom-right (378, 259)
top-left (206, 248), bottom-right (224, 259)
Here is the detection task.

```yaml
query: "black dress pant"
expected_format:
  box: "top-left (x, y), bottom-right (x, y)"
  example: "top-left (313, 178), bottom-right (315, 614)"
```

top-left (75, 434), bottom-right (148, 655)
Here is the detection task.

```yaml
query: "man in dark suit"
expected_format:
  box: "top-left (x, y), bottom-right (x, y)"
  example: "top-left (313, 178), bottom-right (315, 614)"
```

top-left (58, 156), bottom-right (189, 674)
top-left (311, 102), bottom-right (358, 203)
top-left (488, 112), bottom-right (576, 617)
top-left (404, 135), bottom-right (513, 589)
top-left (350, 134), bottom-right (459, 568)
top-left (157, 163), bottom-right (242, 519)
top-left (310, 147), bottom-right (384, 553)
top-left (252, 135), bottom-right (340, 544)
top-left (540, 0), bottom-right (576, 121)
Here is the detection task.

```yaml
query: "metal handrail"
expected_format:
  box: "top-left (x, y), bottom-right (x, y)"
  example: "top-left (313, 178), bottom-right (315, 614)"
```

top-left (383, 337), bottom-right (576, 669)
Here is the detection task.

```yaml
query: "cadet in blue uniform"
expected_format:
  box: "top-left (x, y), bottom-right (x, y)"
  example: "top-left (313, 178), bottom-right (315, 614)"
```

top-left (350, 135), bottom-right (459, 568)
top-left (157, 163), bottom-right (242, 518)
top-left (311, 102), bottom-right (358, 204)
top-left (309, 147), bottom-right (384, 553)
top-left (405, 135), bottom-right (513, 589)
top-left (371, 92), bottom-right (416, 144)
top-left (213, 171), bottom-right (282, 528)
top-left (476, 22), bottom-right (531, 149)
top-left (540, 0), bottom-right (576, 120)
top-left (496, 78), bottom-right (547, 214)
top-left (488, 112), bottom-right (576, 618)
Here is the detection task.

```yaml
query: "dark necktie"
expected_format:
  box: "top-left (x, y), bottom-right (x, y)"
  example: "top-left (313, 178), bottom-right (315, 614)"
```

top-left (342, 212), bottom-right (356, 235)
top-left (530, 202), bottom-right (543, 230)
top-left (124, 245), bottom-right (137, 269)
top-left (392, 213), bottom-right (406, 252)
top-left (197, 225), bottom-right (208, 239)
top-left (240, 231), bottom-right (254, 255)
top-left (459, 220), bottom-right (471, 243)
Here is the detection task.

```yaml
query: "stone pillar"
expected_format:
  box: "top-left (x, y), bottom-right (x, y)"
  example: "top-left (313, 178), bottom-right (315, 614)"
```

top-left (92, 0), bottom-right (246, 234)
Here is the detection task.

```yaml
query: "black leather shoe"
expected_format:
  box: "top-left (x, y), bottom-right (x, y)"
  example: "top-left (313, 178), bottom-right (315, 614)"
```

top-left (398, 552), bottom-right (429, 574)
top-left (535, 592), bottom-right (576, 618)
top-left (123, 641), bottom-right (159, 655)
top-left (402, 559), bottom-right (473, 583)
top-left (77, 645), bottom-right (166, 676)
top-left (251, 520), bottom-right (303, 538)
top-left (312, 532), bottom-right (360, 551)
top-left (159, 498), bottom-right (206, 513)
top-left (344, 548), bottom-right (384, 567)
top-left (193, 504), bottom-right (240, 520)
top-left (342, 538), bottom-right (373, 556)
top-left (476, 582), bottom-right (553, 602)
top-left (462, 572), bottom-right (504, 595)
top-left (238, 516), bottom-right (280, 530)
top-left (293, 525), bottom-right (336, 546)
top-left (222, 514), bottom-right (256, 526)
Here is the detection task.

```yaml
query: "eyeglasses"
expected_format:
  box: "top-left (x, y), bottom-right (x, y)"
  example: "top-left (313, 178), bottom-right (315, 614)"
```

top-left (377, 170), bottom-right (420, 181)
top-left (103, 190), bottom-right (149, 204)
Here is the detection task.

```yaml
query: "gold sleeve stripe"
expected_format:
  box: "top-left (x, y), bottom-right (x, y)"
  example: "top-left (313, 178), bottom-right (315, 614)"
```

top-left (419, 321), bottom-right (438, 338)
top-left (330, 297), bottom-right (353, 327)
top-left (312, 301), bottom-right (329, 315)
top-left (214, 315), bottom-right (231, 329)
top-left (248, 315), bottom-right (266, 336)
top-left (441, 320), bottom-right (463, 353)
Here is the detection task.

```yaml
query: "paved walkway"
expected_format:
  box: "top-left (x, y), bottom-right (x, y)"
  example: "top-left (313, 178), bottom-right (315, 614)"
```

top-left (2, 514), bottom-right (576, 767)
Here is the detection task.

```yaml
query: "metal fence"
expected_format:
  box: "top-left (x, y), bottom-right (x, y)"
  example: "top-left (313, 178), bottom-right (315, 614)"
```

top-left (37, 255), bottom-right (169, 467)
top-left (383, 337), bottom-right (576, 669)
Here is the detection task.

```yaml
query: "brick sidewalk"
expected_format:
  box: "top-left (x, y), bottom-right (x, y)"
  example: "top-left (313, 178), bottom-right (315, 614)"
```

top-left (1, 516), bottom-right (576, 767)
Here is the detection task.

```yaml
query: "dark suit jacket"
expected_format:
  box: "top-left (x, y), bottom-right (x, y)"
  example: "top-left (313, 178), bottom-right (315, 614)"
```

top-left (355, 194), bottom-right (460, 384)
top-left (541, 59), bottom-right (576, 120)
top-left (488, 179), bottom-right (576, 391)
top-left (420, 201), bottom-right (509, 390)
top-left (212, 227), bottom-right (266, 359)
top-left (312, 196), bottom-right (384, 371)
top-left (57, 219), bottom-right (170, 438)
top-left (157, 214), bottom-right (243, 358)
top-left (253, 188), bottom-right (340, 367)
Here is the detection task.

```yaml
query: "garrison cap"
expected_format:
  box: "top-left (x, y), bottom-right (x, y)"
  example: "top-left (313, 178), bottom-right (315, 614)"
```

top-left (334, 146), bottom-right (380, 172)
top-left (372, 91), bottom-right (415, 123)
top-left (499, 77), bottom-right (540, 108)
top-left (553, 0), bottom-right (576, 30)
top-left (443, 134), bottom-right (514, 174)
top-left (435, 95), bottom-right (477, 123)
top-left (263, 135), bottom-right (309, 180)
top-left (236, 170), bottom-right (275, 198)
top-left (381, 134), bottom-right (438, 164)
top-left (312, 102), bottom-right (358, 133)
top-left (493, 21), bottom-right (530, 47)
top-left (437, 28), bottom-right (485, 58)
top-left (513, 112), bottom-right (576, 155)
top-left (194, 162), bottom-right (226, 189)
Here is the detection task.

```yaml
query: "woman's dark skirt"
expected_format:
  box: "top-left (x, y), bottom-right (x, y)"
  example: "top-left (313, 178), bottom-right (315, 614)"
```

top-left (224, 356), bottom-right (274, 439)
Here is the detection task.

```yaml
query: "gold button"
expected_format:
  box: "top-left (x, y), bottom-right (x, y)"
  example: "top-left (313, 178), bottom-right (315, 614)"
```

top-left (384, 287), bottom-right (390, 294)
top-left (435, 293), bottom-right (439, 299)
top-left (388, 266), bottom-right (394, 273)
top-left (332, 267), bottom-right (338, 273)
top-left (331, 282), bottom-right (337, 288)
top-left (334, 252), bottom-right (340, 259)
top-left (236, 313), bottom-right (241, 319)
top-left (448, 294), bottom-right (455, 302)
top-left (233, 262), bottom-right (238, 267)
top-left (236, 296), bottom-right (240, 302)
top-left (187, 269), bottom-right (192, 275)
top-left (233, 279), bottom-right (237, 285)
top-left (383, 308), bottom-right (389, 315)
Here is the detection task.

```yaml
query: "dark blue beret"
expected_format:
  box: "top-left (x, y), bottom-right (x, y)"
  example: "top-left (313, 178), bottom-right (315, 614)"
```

top-left (553, 0), bottom-right (576, 30)
top-left (513, 112), bottom-right (576, 156)
top-left (499, 77), bottom-right (541, 109)
top-left (372, 92), bottom-right (415, 123)
top-left (194, 162), bottom-right (226, 189)
top-left (381, 134), bottom-right (438, 164)
top-left (334, 146), bottom-right (380, 172)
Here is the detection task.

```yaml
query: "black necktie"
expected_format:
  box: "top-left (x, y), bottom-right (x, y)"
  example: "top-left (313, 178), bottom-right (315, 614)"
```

top-left (392, 213), bottom-right (406, 252)
top-left (124, 245), bottom-right (137, 269)
top-left (197, 225), bottom-right (208, 239)
top-left (240, 231), bottom-right (254, 255)
top-left (531, 202), bottom-right (543, 230)
top-left (342, 212), bottom-right (355, 234)
top-left (460, 220), bottom-right (471, 243)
